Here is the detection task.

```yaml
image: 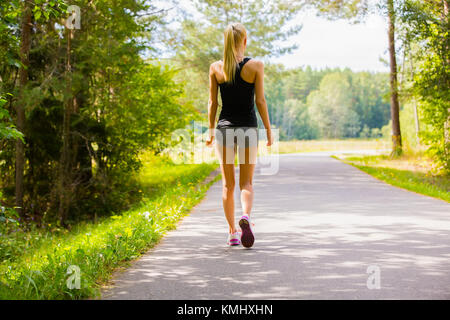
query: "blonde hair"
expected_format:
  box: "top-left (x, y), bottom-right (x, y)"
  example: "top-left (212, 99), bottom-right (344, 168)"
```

top-left (223, 23), bottom-right (247, 83)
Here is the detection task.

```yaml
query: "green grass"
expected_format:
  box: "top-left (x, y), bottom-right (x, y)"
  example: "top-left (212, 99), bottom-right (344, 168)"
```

top-left (0, 153), bottom-right (218, 299)
top-left (277, 138), bottom-right (390, 154)
top-left (335, 154), bottom-right (450, 203)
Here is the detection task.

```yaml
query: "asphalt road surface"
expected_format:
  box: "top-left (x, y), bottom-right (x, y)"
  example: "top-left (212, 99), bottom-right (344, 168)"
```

top-left (102, 152), bottom-right (450, 299)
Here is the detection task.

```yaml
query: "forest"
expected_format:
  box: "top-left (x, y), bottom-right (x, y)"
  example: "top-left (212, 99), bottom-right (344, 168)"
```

top-left (1, 0), bottom-right (448, 232)
top-left (1, 0), bottom-right (448, 228)
top-left (261, 66), bottom-right (391, 140)
top-left (0, 0), bottom-right (448, 299)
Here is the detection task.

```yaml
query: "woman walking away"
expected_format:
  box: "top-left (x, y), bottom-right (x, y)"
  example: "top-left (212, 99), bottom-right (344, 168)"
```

top-left (206, 22), bottom-right (273, 248)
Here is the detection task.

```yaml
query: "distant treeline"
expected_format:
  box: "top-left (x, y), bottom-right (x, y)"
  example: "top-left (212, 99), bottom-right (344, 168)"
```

top-left (263, 66), bottom-right (391, 141)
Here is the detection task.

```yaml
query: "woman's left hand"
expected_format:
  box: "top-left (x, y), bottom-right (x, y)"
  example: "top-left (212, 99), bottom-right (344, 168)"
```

top-left (206, 135), bottom-right (215, 147)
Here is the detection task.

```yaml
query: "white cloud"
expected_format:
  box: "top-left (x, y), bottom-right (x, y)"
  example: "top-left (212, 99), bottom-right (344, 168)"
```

top-left (269, 11), bottom-right (389, 72)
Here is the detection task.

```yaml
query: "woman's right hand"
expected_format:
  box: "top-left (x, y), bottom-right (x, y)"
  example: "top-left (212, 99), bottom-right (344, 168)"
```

top-left (266, 129), bottom-right (273, 147)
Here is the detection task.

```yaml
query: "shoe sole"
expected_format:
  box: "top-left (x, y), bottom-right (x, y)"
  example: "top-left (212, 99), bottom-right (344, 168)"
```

top-left (239, 218), bottom-right (254, 248)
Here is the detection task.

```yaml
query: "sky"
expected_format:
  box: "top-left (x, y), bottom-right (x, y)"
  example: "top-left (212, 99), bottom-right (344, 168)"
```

top-left (163, 1), bottom-right (390, 73)
top-left (270, 10), bottom-right (390, 72)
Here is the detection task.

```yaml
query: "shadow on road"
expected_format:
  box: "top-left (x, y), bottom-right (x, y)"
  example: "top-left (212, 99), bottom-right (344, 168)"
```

top-left (103, 154), bottom-right (450, 300)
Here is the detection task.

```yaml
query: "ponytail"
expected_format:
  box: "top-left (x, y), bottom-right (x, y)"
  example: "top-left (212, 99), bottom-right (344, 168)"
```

top-left (223, 23), bottom-right (246, 83)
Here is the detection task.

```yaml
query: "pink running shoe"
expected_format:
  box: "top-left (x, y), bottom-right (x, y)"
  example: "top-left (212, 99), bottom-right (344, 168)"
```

top-left (227, 231), bottom-right (241, 246)
top-left (239, 215), bottom-right (254, 248)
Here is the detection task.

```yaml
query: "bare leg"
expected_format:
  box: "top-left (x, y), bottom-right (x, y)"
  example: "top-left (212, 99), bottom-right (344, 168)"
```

top-left (239, 147), bottom-right (256, 217)
top-left (216, 143), bottom-right (236, 234)
top-left (238, 147), bottom-right (256, 248)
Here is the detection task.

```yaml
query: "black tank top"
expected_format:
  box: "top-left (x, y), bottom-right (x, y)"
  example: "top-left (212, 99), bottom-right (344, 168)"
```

top-left (217, 57), bottom-right (258, 128)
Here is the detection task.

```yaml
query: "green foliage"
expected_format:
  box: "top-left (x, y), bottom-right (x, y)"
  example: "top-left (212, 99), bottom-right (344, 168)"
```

top-left (0, 0), bottom-right (197, 222)
top-left (308, 72), bottom-right (361, 138)
top-left (263, 65), bottom-right (318, 140)
top-left (0, 155), bottom-right (217, 299)
top-left (0, 95), bottom-right (23, 141)
top-left (281, 99), bottom-right (317, 140)
top-left (399, 0), bottom-right (450, 173)
top-left (265, 67), bottom-right (391, 140)
top-left (339, 154), bottom-right (450, 202)
top-left (174, 0), bottom-right (303, 68)
top-left (0, 190), bottom-right (20, 234)
top-left (0, 0), bottom-right (22, 139)
top-left (0, 1), bottom-right (21, 73)
top-left (284, 66), bottom-right (330, 102)
top-left (393, 101), bottom-right (427, 151)
top-left (310, 0), bottom-right (371, 22)
top-left (32, 0), bottom-right (68, 22)
top-left (351, 72), bottom-right (391, 130)
top-left (360, 125), bottom-right (383, 139)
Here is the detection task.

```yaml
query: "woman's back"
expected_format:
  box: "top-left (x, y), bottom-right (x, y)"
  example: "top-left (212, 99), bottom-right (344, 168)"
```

top-left (212, 57), bottom-right (258, 128)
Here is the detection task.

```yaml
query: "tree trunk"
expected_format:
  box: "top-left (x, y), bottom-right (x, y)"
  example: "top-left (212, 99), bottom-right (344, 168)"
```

top-left (412, 99), bottom-right (420, 145)
top-left (387, 0), bottom-right (402, 157)
top-left (408, 52), bottom-right (421, 145)
top-left (15, 0), bottom-right (33, 216)
top-left (442, 0), bottom-right (449, 167)
top-left (58, 28), bottom-right (74, 225)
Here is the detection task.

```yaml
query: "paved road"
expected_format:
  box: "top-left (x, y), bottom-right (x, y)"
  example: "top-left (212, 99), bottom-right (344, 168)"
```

top-left (102, 153), bottom-right (450, 299)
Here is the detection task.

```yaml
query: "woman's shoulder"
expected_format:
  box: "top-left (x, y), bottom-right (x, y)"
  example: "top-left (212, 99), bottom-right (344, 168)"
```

top-left (210, 60), bottom-right (223, 69)
top-left (210, 58), bottom-right (262, 67)
top-left (209, 60), bottom-right (223, 77)
top-left (209, 58), bottom-right (263, 76)
top-left (245, 57), bottom-right (264, 69)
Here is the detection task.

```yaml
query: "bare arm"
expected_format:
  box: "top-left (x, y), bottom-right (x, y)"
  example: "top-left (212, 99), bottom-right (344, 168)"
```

top-left (206, 63), bottom-right (219, 146)
top-left (254, 61), bottom-right (273, 146)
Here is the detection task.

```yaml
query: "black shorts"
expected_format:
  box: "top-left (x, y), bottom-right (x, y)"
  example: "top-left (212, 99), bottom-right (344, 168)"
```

top-left (215, 127), bottom-right (258, 165)
top-left (215, 127), bottom-right (259, 148)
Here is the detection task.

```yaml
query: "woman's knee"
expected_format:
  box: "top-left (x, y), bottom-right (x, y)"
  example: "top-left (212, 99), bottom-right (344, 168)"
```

top-left (239, 181), bottom-right (253, 191)
top-left (222, 181), bottom-right (235, 194)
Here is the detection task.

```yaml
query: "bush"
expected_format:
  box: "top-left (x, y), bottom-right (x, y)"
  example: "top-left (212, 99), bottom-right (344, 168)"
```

top-left (0, 156), bottom-right (217, 299)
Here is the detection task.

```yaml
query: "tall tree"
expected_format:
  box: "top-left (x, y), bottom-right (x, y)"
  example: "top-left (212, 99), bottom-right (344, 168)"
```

top-left (15, 0), bottom-right (33, 216)
top-left (399, 0), bottom-right (450, 172)
top-left (58, 22), bottom-right (75, 224)
top-left (312, 0), bottom-right (404, 156)
top-left (387, 0), bottom-right (402, 156)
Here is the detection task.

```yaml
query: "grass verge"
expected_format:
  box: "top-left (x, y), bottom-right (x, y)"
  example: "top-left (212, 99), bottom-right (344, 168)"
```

top-left (334, 154), bottom-right (449, 202)
top-left (277, 139), bottom-right (390, 154)
top-left (0, 154), bottom-right (218, 299)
